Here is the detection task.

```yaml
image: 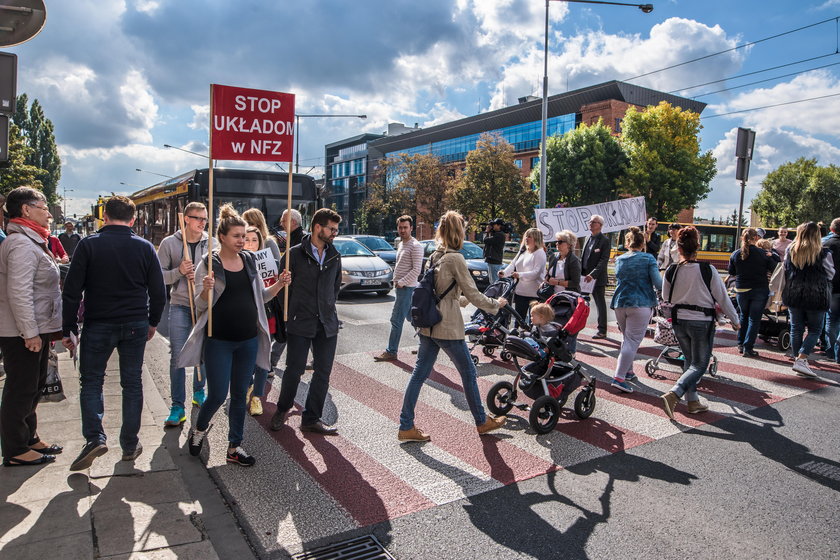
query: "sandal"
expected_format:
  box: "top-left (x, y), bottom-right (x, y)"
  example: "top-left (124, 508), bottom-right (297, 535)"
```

top-left (4, 454), bottom-right (56, 467)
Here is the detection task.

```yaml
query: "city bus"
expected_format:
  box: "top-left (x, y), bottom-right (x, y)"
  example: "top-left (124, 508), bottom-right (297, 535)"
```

top-left (128, 168), bottom-right (318, 246)
top-left (612, 222), bottom-right (793, 270)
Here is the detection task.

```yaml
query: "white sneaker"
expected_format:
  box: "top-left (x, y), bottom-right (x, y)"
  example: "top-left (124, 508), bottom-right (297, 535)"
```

top-left (792, 358), bottom-right (817, 378)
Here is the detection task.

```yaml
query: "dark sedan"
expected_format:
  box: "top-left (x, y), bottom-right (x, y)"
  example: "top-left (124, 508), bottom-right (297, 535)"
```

top-left (345, 235), bottom-right (397, 265)
top-left (419, 239), bottom-right (491, 291)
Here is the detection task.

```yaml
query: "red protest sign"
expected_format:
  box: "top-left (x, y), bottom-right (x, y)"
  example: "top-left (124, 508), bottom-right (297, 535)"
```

top-left (210, 84), bottom-right (295, 162)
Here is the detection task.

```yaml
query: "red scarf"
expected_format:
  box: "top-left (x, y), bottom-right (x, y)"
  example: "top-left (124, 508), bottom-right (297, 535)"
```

top-left (9, 217), bottom-right (51, 241)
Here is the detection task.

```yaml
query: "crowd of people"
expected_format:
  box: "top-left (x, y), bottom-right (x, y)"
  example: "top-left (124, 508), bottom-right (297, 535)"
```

top-left (1, 182), bottom-right (838, 469)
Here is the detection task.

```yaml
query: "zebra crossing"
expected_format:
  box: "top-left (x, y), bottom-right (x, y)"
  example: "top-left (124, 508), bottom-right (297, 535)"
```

top-left (249, 323), bottom-right (837, 536)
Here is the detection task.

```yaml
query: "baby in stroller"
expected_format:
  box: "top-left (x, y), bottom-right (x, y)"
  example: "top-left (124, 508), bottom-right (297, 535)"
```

top-left (485, 293), bottom-right (596, 434)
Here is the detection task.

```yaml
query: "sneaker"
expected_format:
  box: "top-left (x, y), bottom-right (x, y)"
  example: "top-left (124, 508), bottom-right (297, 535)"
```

top-left (687, 400), bottom-right (709, 414)
top-left (70, 440), bottom-right (108, 471)
top-left (792, 358), bottom-right (817, 378)
top-left (611, 378), bottom-right (634, 393)
top-left (374, 351), bottom-right (397, 362)
top-left (249, 396), bottom-right (263, 416)
top-left (477, 416), bottom-right (506, 435)
top-left (164, 405), bottom-right (186, 427)
top-left (661, 391), bottom-right (679, 420)
top-left (743, 349), bottom-right (759, 358)
top-left (624, 372), bottom-right (638, 382)
top-left (226, 446), bottom-right (256, 466)
top-left (592, 332), bottom-right (607, 340)
top-left (397, 426), bottom-right (431, 442)
top-left (191, 390), bottom-right (206, 407)
top-left (122, 443), bottom-right (143, 461)
top-left (188, 428), bottom-right (207, 456)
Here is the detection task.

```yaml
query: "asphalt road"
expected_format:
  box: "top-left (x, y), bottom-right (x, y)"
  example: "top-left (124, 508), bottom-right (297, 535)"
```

top-left (146, 292), bottom-right (840, 560)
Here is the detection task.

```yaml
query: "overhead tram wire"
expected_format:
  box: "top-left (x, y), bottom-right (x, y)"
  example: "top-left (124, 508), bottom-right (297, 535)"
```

top-left (693, 59), bottom-right (840, 98)
top-left (669, 52), bottom-right (840, 94)
top-left (622, 15), bottom-right (840, 83)
top-left (701, 91), bottom-right (840, 119)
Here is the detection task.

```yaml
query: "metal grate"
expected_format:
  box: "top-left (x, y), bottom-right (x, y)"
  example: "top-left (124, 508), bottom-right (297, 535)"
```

top-left (292, 536), bottom-right (396, 560)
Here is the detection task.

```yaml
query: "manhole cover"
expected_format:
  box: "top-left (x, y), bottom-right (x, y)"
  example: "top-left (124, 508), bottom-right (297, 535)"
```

top-left (292, 535), bottom-right (396, 560)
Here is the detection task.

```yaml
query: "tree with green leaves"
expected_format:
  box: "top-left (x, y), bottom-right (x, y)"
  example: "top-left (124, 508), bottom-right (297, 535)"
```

top-left (11, 94), bottom-right (61, 205)
top-left (530, 119), bottom-right (627, 208)
top-left (751, 157), bottom-right (840, 226)
top-left (617, 101), bottom-right (716, 221)
top-left (0, 124), bottom-right (44, 195)
top-left (451, 132), bottom-right (537, 234)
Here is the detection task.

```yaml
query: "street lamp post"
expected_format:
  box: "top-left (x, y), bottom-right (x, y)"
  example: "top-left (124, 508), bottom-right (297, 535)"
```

top-left (135, 168), bottom-right (174, 179)
top-left (538, 0), bottom-right (653, 209)
top-left (62, 186), bottom-right (74, 222)
top-left (163, 144), bottom-right (208, 159)
top-left (295, 113), bottom-right (366, 174)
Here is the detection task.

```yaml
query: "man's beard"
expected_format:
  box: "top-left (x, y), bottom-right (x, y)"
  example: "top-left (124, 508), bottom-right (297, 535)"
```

top-left (318, 229), bottom-right (332, 244)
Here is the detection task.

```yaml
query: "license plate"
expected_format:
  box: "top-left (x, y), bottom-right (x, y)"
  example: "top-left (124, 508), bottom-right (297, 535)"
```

top-left (360, 279), bottom-right (380, 286)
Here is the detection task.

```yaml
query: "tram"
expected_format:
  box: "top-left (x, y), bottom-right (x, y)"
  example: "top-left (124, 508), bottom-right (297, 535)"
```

top-left (128, 168), bottom-right (318, 246)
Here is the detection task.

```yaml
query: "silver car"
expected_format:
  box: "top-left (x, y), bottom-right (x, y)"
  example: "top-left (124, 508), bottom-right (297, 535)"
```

top-left (334, 237), bottom-right (394, 296)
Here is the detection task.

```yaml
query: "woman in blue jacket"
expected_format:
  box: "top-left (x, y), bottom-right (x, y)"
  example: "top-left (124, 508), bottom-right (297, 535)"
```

top-left (611, 227), bottom-right (662, 393)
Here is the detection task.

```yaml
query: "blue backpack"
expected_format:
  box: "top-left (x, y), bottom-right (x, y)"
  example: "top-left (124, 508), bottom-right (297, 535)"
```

top-left (410, 262), bottom-right (457, 329)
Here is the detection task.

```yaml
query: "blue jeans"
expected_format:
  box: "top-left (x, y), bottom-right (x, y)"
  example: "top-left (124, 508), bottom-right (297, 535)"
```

top-left (196, 336), bottom-right (258, 447)
top-left (789, 307), bottom-right (826, 358)
top-left (825, 294), bottom-right (840, 362)
top-left (671, 319), bottom-right (716, 402)
top-left (486, 263), bottom-right (504, 282)
top-left (79, 320), bottom-right (148, 452)
top-left (252, 367), bottom-right (269, 397)
top-left (399, 335), bottom-right (487, 430)
top-left (736, 287), bottom-right (768, 351)
top-left (168, 304), bottom-right (205, 408)
top-left (386, 286), bottom-right (414, 354)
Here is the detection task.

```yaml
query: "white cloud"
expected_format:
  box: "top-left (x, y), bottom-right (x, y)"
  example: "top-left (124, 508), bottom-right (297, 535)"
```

top-left (119, 70), bottom-right (159, 142)
top-left (187, 104), bottom-right (209, 131)
top-left (29, 58), bottom-right (98, 104)
top-left (707, 70), bottom-right (840, 137)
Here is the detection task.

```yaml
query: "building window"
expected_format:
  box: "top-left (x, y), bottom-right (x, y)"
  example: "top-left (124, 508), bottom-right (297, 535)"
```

top-left (514, 159), bottom-right (522, 168)
top-left (530, 156), bottom-right (540, 169)
top-left (614, 118), bottom-right (622, 133)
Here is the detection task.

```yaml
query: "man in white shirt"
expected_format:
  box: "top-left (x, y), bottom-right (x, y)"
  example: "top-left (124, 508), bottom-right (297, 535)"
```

top-left (375, 215), bottom-right (424, 361)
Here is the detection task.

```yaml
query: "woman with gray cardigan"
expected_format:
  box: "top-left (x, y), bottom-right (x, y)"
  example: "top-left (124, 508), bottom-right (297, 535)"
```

top-left (398, 211), bottom-right (508, 443)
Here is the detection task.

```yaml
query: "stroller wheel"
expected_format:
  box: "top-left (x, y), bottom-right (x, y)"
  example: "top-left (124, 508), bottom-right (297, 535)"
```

top-left (500, 350), bottom-right (512, 362)
top-left (482, 346), bottom-right (495, 357)
top-left (486, 381), bottom-right (515, 416)
top-left (778, 330), bottom-right (791, 351)
top-left (707, 356), bottom-right (718, 377)
top-left (574, 389), bottom-right (596, 419)
top-left (529, 395), bottom-right (561, 434)
top-left (644, 360), bottom-right (656, 376)
top-left (471, 354), bottom-right (479, 366)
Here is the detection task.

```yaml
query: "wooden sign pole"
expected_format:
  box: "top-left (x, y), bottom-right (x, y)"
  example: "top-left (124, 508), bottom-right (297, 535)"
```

top-left (284, 168), bottom-right (292, 321)
top-left (207, 84), bottom-right (215, 337)
top-left (177, 212), bottom-right (197, 325)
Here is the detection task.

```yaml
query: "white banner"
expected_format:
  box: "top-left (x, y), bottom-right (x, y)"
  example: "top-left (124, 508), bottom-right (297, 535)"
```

top-left (534, 196), bottom-right (647, 240)
top-left (253, 248), bottom-right (278, 287)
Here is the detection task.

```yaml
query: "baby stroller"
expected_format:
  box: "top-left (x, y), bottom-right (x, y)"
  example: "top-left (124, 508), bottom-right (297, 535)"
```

top-left (758, 293), bottom-right (791, 352)
top-left (485, 291), bottom-right (596, 434)
top-left (645, 308), bottom-right (719, 377)
top-left (465, 278), bottom-right (529, 365)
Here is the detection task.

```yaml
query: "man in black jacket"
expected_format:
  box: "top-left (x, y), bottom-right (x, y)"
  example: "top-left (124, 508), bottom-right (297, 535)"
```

top-left (483, 219), bottom-right (506, 279)
top-left (581, 214), bottom-right (611, 339)
top-left (278, 208), bottom-right (306, 251)
top-left (644, 217), bottom-right (661, 256)
top-left (270, 208), bottom-right (343, 434)
top-left (62, 196), bottom-right (166, 470)
top-left (823, 217), bottom-right (840, 362)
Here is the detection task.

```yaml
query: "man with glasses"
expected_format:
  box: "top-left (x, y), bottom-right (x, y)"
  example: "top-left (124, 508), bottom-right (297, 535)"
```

top-left (156, 202), bottom-right (209, 427)
top-left (270, 208), bottom-right (343, 435)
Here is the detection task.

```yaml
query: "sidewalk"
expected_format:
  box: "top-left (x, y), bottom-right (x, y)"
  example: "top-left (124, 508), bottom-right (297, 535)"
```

top-left (0, 347), bottom-right (241, 559)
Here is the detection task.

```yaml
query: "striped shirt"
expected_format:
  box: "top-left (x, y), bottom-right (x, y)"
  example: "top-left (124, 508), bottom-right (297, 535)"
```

top-left (394, 237), bottom-right (424, 288)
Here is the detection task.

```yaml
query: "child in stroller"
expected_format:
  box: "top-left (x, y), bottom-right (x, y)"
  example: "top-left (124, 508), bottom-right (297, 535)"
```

top-left (485, 294), bottom-right (596, 434)
top-left (465, 277), bottom-right (529, 365)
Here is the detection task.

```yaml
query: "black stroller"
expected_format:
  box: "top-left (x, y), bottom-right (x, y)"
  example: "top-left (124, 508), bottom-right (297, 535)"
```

top-left (465, 278), bottom-right (529, 365)
top-left (485, 291), bottom-right (596, 434)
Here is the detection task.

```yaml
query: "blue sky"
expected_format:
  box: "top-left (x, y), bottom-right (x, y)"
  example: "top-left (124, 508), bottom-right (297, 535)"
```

top-left (6, 0), bottom-right (840, 221)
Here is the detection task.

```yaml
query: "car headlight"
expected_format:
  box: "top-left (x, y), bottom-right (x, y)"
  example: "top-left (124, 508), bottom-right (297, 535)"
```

top-left (384, 266), bottom-right (392, 274)
top-left (471, 270), bottom-right (481, 277)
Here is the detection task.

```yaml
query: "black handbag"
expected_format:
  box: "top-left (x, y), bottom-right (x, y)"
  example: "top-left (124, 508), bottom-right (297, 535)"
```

top-left (537, 257), bottom-right (560, 302)
top-left (266, 297), bottom-right (287, 343)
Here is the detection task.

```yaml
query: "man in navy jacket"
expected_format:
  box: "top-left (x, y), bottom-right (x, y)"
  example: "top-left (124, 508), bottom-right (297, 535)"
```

top-left (62, 196), bottom-right (166, 471)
